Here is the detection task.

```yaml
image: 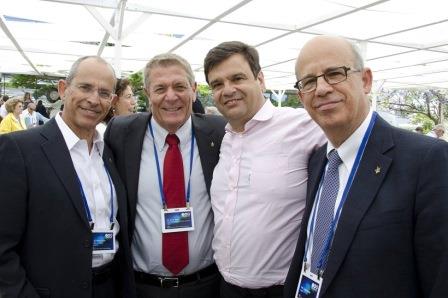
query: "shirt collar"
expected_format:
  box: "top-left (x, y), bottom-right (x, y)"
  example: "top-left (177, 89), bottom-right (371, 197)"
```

top-left (327, 108), bottom-right (373, 167)
top-left (55, 113), bottom-right (103, 153)
top-left (225, 98), bottom-right (271, 133)
top-left (151, 115), bottom-right (192, 152)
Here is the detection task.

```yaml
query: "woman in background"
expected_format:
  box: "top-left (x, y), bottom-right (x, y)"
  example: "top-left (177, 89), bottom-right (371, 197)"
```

top-left (97, 78), bottom-right (136, 135)
top-left (0, 98), bottom-right (26, 134)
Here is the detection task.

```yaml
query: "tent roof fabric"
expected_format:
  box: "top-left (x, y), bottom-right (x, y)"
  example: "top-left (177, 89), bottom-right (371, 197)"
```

top-left (2, 0), bottom-right (448, 91)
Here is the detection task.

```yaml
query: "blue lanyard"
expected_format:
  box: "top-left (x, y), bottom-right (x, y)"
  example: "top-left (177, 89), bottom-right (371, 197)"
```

top-left (148, 120), bottom-right (195, 209)
top-left (77, 163), bottom-right (115, 230)
top-left (304, 112), bottom-right (377, 275)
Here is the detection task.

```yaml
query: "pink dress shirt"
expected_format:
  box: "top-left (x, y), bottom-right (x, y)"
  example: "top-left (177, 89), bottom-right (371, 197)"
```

top-left (211, 100), bottom-right (326, 288)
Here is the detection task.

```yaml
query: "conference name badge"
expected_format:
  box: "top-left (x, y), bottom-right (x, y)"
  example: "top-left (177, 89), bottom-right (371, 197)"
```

top-left (92, 230), bottom-right (116, 254)
top-left (161, 207), bottom-right (194, 233)
top-left (295, 265), bottom-right (321, 298)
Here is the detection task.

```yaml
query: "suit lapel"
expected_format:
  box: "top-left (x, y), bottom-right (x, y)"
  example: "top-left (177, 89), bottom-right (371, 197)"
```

top-left (192, 114), bottom-right (221, 196)
top-left (123, 113), bottom-right (149, 226)
top-left (320, 117), bottom-right (394, 295)
top-left (40, 119), bottom-right (90, 229)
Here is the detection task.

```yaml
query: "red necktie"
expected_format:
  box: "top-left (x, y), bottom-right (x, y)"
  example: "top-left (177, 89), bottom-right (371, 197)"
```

top-left (162, 134), bottom-right (189, 275)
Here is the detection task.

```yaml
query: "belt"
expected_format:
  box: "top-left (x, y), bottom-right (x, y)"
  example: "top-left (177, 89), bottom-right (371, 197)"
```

top-left (134, 263), bottom-right (218, 288)
top-left (222, 279), bottom-right (284, 297)
top-left (92, 261), bottom-right (115, 285)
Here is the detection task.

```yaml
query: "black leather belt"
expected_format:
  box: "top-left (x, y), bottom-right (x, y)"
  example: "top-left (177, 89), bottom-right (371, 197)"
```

top-left (93, 261), bottom-right (115, 284)
top-left (134, 263), bottom-right (218, 288)
top-left (222, 279), bottom-right (284, 296)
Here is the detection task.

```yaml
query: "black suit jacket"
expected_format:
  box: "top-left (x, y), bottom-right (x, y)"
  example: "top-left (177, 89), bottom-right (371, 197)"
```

top-left (104, 112), bottom-right (226, 238)
top-left (284, 116), bottom-right (448, 298)
top-left (0, 118), bottom-right (135, 298)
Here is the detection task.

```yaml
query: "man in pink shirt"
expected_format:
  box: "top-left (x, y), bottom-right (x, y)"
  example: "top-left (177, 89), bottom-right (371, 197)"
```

top-left (204, 41), bottom-right (326, 298)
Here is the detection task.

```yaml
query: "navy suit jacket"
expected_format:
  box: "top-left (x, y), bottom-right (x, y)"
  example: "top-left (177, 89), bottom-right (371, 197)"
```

top-left (104, 112), bottom-right (226, 238)
top-left (284, 116), bottom-right (448, 298)
top-left (0, 118), bottom-right (135, 298)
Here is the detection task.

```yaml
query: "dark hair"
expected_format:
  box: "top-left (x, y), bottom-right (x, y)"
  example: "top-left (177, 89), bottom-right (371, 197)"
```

top-left (102, 78), bottom-right (132, 124)
top-left (204, 41), bottom-right (261, 83)
top-left (115, 78), bottom-right (131, 97)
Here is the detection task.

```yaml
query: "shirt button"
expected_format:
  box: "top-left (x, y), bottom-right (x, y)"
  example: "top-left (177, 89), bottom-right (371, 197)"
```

top-left (83, 239), bottom-right (90, 248)
top-left (80, 281), bottom-right (89, 289)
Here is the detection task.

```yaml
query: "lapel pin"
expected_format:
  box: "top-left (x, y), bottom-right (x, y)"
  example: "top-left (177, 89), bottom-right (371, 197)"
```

top-left (108, 157), bottom-right (113, 163)
top-left (374, 166), bottom-right (381, 175)
top-left (211, 141), bottom-right (215, 147)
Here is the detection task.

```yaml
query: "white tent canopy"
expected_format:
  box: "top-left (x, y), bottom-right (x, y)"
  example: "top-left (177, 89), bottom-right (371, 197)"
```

top-left (2, 0), bottom-right (448, 91)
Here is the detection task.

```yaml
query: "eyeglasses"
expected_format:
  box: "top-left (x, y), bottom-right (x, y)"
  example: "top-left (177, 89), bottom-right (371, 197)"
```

top-left (72, 84), bottom-right (115, 101)
top-left (294, 66), bottom-right (361, 93)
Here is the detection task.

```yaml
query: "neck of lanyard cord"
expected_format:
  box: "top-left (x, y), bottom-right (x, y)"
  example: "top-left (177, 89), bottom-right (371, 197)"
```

top-left (304, 111), bottom-right (377, 276)
top-left (77, 162), bottom-right (115, 230)
top-left (148, 119), bottom-right (195, 209)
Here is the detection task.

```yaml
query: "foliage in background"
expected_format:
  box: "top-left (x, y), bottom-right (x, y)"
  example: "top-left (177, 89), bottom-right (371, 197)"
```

top-left (10, 74), bottom-right (38, 89)
top-left (377, 89), bottom-right (447, 129)
top-left (9, 74), bottom-right (60, 102)
top-left (196, 84), bottom-right (213, 107)
top-left (267, 90), bottom-right (302, 108)
top-left (127, 71), bottom-right (147, 111)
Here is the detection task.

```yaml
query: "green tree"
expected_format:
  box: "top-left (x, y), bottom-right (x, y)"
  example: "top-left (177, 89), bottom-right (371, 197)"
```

top-left (127, 71), bottom-right (147, 111)
top-left (10, 74), bottom-right (38, 89)
top-left (196, 84), bottom-right (214, 107)
top-left (377, 89), bottom-right (447, 126)
top-left (10, 74), bottom-right (60, 102)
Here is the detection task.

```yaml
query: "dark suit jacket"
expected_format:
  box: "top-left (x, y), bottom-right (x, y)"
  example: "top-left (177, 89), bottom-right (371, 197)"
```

top-left (0, 118), bottom-right (135, 298)
top-left (284, 116), bottom-right (448, 298)
top-left (104, 112), bottom-right (226, 238)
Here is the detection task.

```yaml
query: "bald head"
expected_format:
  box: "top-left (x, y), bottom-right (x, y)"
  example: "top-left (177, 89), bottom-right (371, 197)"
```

top-left (296, 36), bottom-right (363, 79)
top-left (294, 35), bottom-right (373, 147)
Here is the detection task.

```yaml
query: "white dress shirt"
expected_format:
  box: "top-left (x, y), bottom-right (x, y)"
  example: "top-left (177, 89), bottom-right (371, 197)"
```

top-left (55, 113), bottom-right (119, 268)
top-left (303, 109), bottom-right (374, 270)
top-left (132, 116), bottom-right (214, 276)
top-left (211, 100), bottom-right (326, 288)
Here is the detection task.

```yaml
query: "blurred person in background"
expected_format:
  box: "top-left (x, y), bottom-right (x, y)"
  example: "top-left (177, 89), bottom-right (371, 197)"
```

top-left (36, 99), bottom-right (50, 119)
top-left (98, 78), bottom-right (136, 136)
top-left (426, 123), bottom-right (445, 139)
top-left (0, 97), bottom-right (26, 134)
top-left (23, 92), bottom-right (34, 109)
top-left (0, 95), bottom-right (9, 121)
top-left (21, 102), bottom-right (49, 128)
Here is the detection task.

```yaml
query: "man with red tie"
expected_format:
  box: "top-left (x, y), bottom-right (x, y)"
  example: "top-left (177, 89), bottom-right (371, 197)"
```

top-left (105, 53), bottom-right (226, 298)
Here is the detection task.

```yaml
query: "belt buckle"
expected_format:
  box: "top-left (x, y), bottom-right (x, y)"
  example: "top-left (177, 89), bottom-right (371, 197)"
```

top-left (159, 276), bottom-right (179, 288)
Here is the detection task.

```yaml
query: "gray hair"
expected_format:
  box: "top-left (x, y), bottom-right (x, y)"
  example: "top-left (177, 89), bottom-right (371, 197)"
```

top-left (350, 41), bottom-right (365, 70)
top-left (66, 56), bottom-right (116, 85)
top-left (143, 53), bottom-right (195, 89)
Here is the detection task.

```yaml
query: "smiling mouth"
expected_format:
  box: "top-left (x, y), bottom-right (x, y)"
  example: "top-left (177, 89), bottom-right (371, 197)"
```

top-left (224, 98), bottom-right (241, 106)
top-left (163, 107), bottom-right (182, 112)
top-left (80, 107), bottom-right (100, 115)
top-left (315, 100), bottom-right (341, 110)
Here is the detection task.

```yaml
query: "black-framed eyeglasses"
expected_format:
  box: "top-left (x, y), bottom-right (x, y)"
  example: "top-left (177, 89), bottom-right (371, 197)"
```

top-left (294, 66), bottom-right (361, 93)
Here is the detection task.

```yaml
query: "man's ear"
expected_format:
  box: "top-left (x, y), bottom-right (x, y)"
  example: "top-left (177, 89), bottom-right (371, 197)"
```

top-left (362, 67), bottom-right (373, 94)
top-left (257, 71), bottom-right (266, 92)
top-left (58, 79), bottom-right (67, 100)
top-left (192, 82), bottom-right (197, 101)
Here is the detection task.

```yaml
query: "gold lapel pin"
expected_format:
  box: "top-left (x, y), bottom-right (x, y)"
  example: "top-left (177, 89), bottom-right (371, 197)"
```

top-left (211, 141), bottom-right (215, 147)
top-left (374, 166), bottom-right (381, 175)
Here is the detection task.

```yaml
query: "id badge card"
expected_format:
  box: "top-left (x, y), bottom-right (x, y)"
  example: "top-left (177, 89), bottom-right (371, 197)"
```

top-left (92, 230), bottom-right (116, 254)
top-left (161, 207), bottom-right (194, 233)
top-left (295, 265), bottom-right (322, 298)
